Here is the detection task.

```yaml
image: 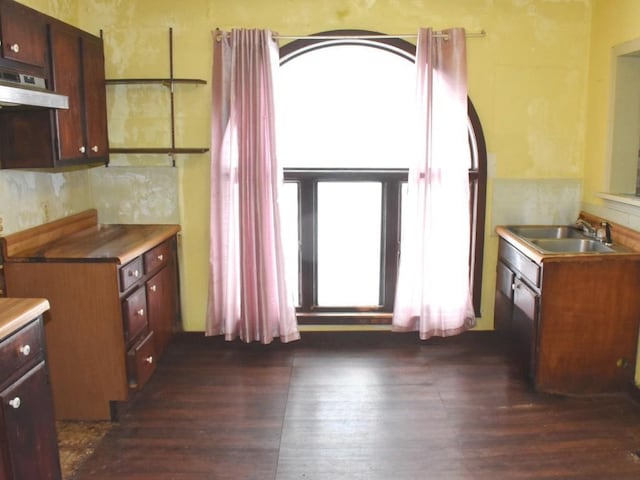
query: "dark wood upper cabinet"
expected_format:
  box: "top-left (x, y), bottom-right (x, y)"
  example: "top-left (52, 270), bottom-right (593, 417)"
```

top-left (49, 22), bottom-right (109, 165)
top-left (82, 34), bottom-right (109, 162)
top-left (0, 0), bottom-right (47, 70)
top-left (0, 1), bottom-right (109, 169)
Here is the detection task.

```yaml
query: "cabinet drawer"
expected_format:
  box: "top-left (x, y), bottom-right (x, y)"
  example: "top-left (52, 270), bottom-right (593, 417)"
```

top-left (144, 240), bottom-right (171, 274)
top-left (0, 318), bottom-right (44, 384)
top-left (127, 331), bottom-right (156, 390)
top-left (119, 256), bottom-right (143, 292)
top-left (498, 239), bottom-right (541, 287)
top-left (122, 287), bottom-right (148, 344)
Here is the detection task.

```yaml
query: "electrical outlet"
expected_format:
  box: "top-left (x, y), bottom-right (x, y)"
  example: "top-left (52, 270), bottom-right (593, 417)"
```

top-left (42, 202), bottom-right (50, 223)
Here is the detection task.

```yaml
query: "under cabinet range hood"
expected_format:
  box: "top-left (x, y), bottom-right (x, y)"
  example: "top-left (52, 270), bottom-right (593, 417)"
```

top-left (0, 70), bottom-right (68, 109)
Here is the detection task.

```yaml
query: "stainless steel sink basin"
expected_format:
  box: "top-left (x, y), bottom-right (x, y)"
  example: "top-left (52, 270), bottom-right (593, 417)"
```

top-left (529, 238), bottom-right (617, 253)
top-left (506, 225), bottom-right (586, 239)
top-left (503, 224), bottom-right (635, 254)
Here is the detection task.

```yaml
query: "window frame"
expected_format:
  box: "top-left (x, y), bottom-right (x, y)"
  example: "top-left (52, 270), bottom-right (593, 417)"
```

top-left (279, 30), bottom-right (487, 324)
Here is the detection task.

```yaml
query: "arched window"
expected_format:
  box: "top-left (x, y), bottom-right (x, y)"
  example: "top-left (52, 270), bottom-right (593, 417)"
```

top-left (278, 31), bottom-right (487, 324)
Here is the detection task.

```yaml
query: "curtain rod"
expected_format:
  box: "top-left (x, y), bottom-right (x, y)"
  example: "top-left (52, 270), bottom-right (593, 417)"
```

top-left (215, 29), bottom-right (486, 42)
top-left (274, 30), bottom-right (486, 40)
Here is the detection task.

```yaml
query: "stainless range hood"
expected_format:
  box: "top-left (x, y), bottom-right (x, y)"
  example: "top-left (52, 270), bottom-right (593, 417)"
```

top-left (0, 71), bottom-right (68, 109)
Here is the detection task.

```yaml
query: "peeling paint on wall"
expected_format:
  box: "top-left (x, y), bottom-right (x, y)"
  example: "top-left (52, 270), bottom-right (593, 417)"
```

top-left (0, 170), bottom-right (91, 235)
top-left (88, 166), bottom-right (179, 224)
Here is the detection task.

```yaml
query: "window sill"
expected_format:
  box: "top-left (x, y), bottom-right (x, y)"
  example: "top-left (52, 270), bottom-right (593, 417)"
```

top-left (296, 312), bottom-right (392, 325)
top-left (597, 192), bottom-right (640, 207)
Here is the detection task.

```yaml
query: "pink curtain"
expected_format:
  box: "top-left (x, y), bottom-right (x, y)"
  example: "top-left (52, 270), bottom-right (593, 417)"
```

top-left (206, 29), bottom-right (300, 344)
top-left (392, 28), bottom-right (476, 339)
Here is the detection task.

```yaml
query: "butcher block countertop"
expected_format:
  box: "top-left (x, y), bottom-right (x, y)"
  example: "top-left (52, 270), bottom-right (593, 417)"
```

top-left (0, 209), bottom-right (180, 265)
top-left (0, 298), bottom-right (50, 339)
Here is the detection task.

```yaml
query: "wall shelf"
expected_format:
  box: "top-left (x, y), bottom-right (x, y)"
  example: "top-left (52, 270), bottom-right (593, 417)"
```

top-left (110, 147), bottom-right (209, 154)
top-left (105, 78), bottom-right (206, 86)
top-left (104, 28), bottom-right (209, 166)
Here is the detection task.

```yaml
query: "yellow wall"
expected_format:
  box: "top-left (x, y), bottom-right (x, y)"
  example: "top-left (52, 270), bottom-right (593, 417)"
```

top-left (79, 0), bottom-right (592, 332)
top-left (583, 0), bottom-right (640, 216)
top-left (2, 0), bottom-right (594, 333)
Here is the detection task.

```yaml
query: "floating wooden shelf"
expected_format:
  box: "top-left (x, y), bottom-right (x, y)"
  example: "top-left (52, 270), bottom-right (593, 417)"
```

top-left (103, 28), bottom-right (209, 166)
top-left (105, 78), bottom-right (206, 86)
top-left (109, 147), bottom-right (209, 154)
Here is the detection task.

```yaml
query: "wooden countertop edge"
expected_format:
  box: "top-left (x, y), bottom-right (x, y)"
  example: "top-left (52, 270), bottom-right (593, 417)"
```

top-left (114, 224), bottom-right (181, 265)
top-left (2, 224), bottom-right (181, 265)
top-left (0, 298), bottom-right (50, 339)
top-left (495, 225), bottom-right (640, 264)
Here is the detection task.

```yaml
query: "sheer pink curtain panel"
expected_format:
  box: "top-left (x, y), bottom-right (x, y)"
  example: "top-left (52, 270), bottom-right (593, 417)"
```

top-left (392, 28), bottom-right (476, 339)
top-left (206, 29), bottom-right (300, 344)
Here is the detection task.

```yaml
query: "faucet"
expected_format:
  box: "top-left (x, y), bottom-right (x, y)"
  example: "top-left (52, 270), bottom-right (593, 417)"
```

top-left (575, 218), bottom-right (596, 237)
top-left (598, 221), bottom-right (613, 245)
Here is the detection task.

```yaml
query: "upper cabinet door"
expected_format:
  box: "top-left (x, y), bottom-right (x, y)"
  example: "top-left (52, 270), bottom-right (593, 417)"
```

top-left (82, 34), bottom-right (109, 161)
top-left (0, 0), bottom-right (47, 68)
top-left (49, 23), bottom-right (85, 162)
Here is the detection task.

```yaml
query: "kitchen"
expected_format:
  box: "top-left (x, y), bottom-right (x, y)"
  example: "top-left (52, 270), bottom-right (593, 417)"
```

top-left (2, 0), bottom-right (640, 478)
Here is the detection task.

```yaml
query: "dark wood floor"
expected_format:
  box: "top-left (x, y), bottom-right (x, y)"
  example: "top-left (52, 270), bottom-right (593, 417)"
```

top-left (73, 331), bottom-right (640, 479)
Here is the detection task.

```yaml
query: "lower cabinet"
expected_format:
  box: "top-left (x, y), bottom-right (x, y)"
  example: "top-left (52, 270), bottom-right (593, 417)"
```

top-left (495, 242), bottom-right (540, 380)
top-left (495, 237), bottom-right (640, 394)
top-left (511, 276), bottom-right (539, 380)
top-left (0, 315), bottom-right (61, 480)
top-left (3, 235), bottom-right (180, 420)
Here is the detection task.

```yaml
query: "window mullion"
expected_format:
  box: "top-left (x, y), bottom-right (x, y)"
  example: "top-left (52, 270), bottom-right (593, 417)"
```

top-left (381, 181), bottom-right (401, 311)
top-left (299, 179), bottom-right (316, 310)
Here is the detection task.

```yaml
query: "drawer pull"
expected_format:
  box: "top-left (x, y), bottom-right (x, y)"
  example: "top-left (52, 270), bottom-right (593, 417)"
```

top-left (144, 355), bottom-right (154, 364)
top-left (8, 397), bottom-right (21, 409)
top-left (149, 284), bottom-right (157, 292)
top-left (136, 308), bottom-right (145, 317)
top-left (19, 344), bottom-right (31, 356)
top-left (157, 254), bottom-right (164, 261)
top-left (10, 43), bottom-right (20, 53)
top-left (129, 269), bottom-right (140, 278)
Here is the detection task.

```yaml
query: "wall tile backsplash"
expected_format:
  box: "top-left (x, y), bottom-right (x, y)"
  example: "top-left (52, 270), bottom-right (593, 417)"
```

top-left (491, 178), bottom-right (582, 231)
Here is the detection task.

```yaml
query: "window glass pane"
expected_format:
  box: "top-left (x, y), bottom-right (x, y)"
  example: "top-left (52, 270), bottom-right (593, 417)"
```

top-left (278, 45), bottom-right (415, 168)
top-left (317, 182), bottom-right (381, 306)
top-left (281, 182), bottom-right (300, 306)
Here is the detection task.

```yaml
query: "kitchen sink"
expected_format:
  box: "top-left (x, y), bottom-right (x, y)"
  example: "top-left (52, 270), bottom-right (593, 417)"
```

top-left (506, 225), bottom-right (586, 239)
top-left (528, 238), bottom-right (617, 253)
top-left (503, 224), bottom-right (635, 254)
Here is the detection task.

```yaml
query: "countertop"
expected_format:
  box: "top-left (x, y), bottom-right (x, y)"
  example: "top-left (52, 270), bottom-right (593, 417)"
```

top-left (2, 223), bottom-right (180, 266)
top-left (495, 225), bottom-right (640, 264)
top-left (0, 298), bottom-right (50, 339)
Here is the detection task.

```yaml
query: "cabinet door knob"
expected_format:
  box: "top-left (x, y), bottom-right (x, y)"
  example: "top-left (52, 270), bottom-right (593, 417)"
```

top-left (8, 397), bottom-right (21, 409)
top-left (9, 43), bottom-right (19, 53)
top-left (149, 284), bottom-right (157, 292)
top-left (79, 146), bottom-right (86, 153)
top-left (19, 344), bottom-right (31, 356)
top-left (91, 145), bottom-right (99, 153)
top-left (157, 254), bottom-right (164, 261)
top-left (144, 356), bottom-right (154, 364)
top-left (136, 308), bottom-right (144, 317)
